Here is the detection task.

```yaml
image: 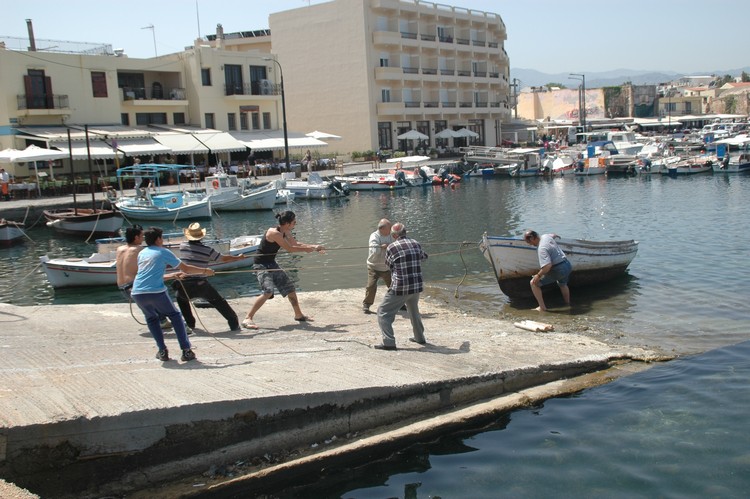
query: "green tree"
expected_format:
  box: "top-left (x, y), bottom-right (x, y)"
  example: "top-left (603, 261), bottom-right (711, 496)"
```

top-left (545, 82), bottom-right (566, 89)
top-left (715, 74), bottom-right (734, 87)
top-left (741, 71), bottom-right (750, 82)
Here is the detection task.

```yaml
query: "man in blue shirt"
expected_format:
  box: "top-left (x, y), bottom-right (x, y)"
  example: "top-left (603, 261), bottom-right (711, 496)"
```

top-left (375, 222), bottom-right (428, 351)
top-left (524, 229), bottom-right (572, 311)
top-left (131, 227), bottom-right (215, 362)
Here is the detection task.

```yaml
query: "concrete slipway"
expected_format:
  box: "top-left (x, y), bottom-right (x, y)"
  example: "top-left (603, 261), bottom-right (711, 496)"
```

top-left (0, 288), bottom-right (667, 498)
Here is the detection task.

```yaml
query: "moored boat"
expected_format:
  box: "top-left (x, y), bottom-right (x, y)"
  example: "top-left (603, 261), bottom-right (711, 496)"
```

top-left (40, 233), bottom-right (261, 288)
top-left (0, 219), bottom-right (26, 247)
top-left (44, 208), bottom-right (123, 238)
top-left (480, 233), bottom-right (639, 299)
top-left (205, 173), bottom-right (277, 211)
top-left (284, 172), bottom-right (350, 199)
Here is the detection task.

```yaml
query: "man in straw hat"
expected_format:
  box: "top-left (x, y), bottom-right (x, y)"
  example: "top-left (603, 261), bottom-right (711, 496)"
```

top-left (172, 222), bottom-right (247, 333)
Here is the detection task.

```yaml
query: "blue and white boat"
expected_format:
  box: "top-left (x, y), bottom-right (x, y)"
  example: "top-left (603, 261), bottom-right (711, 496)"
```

top-left (114, 164), bottom-right (212, 220)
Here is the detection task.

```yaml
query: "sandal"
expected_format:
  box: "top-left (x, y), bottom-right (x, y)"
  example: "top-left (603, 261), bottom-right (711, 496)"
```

top-left (294, 316), bottom-right (313, 322)
top-left (241, 319), bottom-right (259, 330)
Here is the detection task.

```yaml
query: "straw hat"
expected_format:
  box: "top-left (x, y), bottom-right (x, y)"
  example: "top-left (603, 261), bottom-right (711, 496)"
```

top-left (184, 222), bottom-right (207, 241)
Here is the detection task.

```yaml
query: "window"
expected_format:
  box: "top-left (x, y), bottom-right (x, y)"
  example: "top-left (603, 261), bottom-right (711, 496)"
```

top-left (684, 102), bottom-right (692, 114)
top-left (227, 113), bottom-right (237, 131)
top-left (135, 113), bottom-right (167, 125)
top-left (173, 112), bottom-right (185, 125)
top-left (378, 122), bottom-right (392, 150)
top-left (240, 112), bottom-right (249, 131)
top-left (205, 113), bottom-right (215, 129)
top-left (249, 65), bottom-right (267, 95)
top-left (117, 72), bottom-right (145, 99)
top-left (201, 68), bottom-right (211, 86)
top-left (379, 57), bottom-right (389, 68)
top-left (121, 113), bottom-right (130, 126)
top-left (224, 64), bottom-right (243, 95)
top-left (251, 112), bottom-right (259, 130)
top-left (262, 112), bottom-right (271, 130)
top-left (91, 71), bottom-right (108, 98)
top-left (382, 88), bottom-right (391, 103)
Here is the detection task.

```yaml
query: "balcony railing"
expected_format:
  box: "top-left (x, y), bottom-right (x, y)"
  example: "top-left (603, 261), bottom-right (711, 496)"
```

top-left (456, 38), bottom-right (470, 45)
top-left (489, 72), bottom-right (500, 78)
top-left (472, 40), bottom-right (486, 47)
top-left (490, 102), bottom-right (501, 108)
top-left (459, 101), bottom-right (473, 108)
top-left (402, 67), bottom-right (420, 74)
top-left (474, 71), bottom-right (487, 78)
top-left (424, 101), bottom-right (439, 108)
top-left (475, 101), bottom-right (488, 108)
top-left (457, 70), bottom-right (471, 77)
top-left (122, 87), bottom-right (186, 100)
top-left (224, 82), bottom-right (280, 97)
top-left (442, 101), bottom-right (456, 107)
top-left (420, 34), bottom-right (436, 41)
top-left (440, 69), bottom-right (455, 76)
top-left (488, 41), bottom-right (499, 48)
top-left (17, 94), bottom-right (69, 110)
top-left (400, 31), bottom-right (418, 40)
top-left (421, 68), bottom-right (438, 75)
top-left (404, 101), bottom-right (421, 108)
top-left (438, 35), bottom-right (453, 43)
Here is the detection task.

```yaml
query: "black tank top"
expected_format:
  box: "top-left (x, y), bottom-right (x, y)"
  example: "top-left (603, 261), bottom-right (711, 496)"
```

top-left (254, 229), bottom-right (282, 265)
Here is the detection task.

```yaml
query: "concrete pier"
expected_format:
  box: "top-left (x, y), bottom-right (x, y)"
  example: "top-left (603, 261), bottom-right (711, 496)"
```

top-left (0, 288), bottom-right (666, 498)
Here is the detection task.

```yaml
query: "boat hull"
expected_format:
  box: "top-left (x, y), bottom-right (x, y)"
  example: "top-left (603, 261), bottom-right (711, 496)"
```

top-left (40, 234), bottom-right (261, 288)
top-left (0, 220), bottom-right (26, 247)
top-left (44, 209), bottom-right (123, 238)
top-left (211, 185), bottom-right (277, 211)
top-left (115, 197), bottom-right (212, 220)
top-left (480, 234), bottom-right (638, 299)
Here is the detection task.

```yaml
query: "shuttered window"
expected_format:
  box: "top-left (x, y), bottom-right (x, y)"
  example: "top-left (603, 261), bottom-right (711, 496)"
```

top-left (91, 71), bottom-right (108, 98)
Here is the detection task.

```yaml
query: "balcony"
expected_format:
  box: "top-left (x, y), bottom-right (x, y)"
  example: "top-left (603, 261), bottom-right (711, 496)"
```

top-left (16, 94), bottom-right (71, 117)
top-left (459, 101), bottom-right (473, 108)
top-left (442, 101), bottom-right (456, 108)
top-left (121, 87), bottom-right (188, 106)
top-left (404, 101), bottom-right (421, 108)
top-left (224, 82), bottom-right (280, 98)
top-left (402, 67), bottom-right (420, 75)
top-left (421, 68), bottom-right (438, 75)
top-left (440, 69), bottom-right (455, 76)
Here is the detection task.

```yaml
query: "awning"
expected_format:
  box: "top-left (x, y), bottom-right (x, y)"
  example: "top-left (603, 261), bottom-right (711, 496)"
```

top-left (230, 132), bottom-right (327, 152)
top-left (114, 138), bottom-right (171, 157)
top-left (50, 140), bottom-right (123, 160)
top-left (191, 131), bottom-right (247, 153)
top-left (153, 133), bottom-right (209, 154)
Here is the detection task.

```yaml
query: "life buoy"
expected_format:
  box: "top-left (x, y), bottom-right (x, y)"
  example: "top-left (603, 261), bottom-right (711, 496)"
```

top-left (171, 197), bottom-right (177, 204)
top-left (212, 179), bottom-right (219, 189)
top-left (598, 157), bottom-right (606, 167)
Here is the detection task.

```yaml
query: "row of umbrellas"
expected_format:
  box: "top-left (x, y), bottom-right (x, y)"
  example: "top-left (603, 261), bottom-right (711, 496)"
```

top-left (397, 128), bottom-right (479, 140)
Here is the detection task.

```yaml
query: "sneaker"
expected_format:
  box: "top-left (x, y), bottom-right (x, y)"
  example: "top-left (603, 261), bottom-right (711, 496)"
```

top-left (181, 349), bottom-right (196, 361)
top-left (161, 319), bottom-right (173, 330)
top-left (185, 326), bottom-right (195, 336)
top-left (230, 326), bottom-right (242, 332)
top-left (409, 337), bottom-right (426, 345)
top-left (155, 349), bottom-right (169, 361)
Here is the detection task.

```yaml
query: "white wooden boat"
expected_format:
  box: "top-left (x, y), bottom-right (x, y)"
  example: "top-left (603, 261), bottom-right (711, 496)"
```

top-left (574, 157), bottom-right (607, 176)
top-left (40, 233), bottom-right (261, 288)
top-left (205, 173), bottom-right (277, 211)
top-left (711, 136), bottom-right (750, 173)
top-left (114, 164), bottom-right (212, 220)
top-left (335, 174), bottom-right (407, 191)
top-left (44, 208), bottom-right (124, 238)
top-left (284, 172), bottom-right (350, 199)
top-left (480, 233), bottom-right (638, 299)
top-left (0, 219), bottom-right (26, 247)
top-left (665, 155), bottom-right (715, 175)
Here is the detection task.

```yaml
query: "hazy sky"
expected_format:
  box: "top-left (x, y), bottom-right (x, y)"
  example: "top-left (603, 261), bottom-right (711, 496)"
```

top-left (1, 0), bottom-right (747, 75)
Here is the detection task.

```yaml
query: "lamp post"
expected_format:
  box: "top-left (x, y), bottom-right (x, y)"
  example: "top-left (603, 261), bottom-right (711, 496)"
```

top-left (263, 57), bottom-right (289, 172)
top-left (569, 73), bottom-right (586, 131)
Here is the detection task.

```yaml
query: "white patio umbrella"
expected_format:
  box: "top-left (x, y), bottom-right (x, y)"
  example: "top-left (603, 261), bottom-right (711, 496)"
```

top-left (305, 130), bottom-right (342, 140)
top-left (454, 128), bottom-right (479, 138)
top-left (0, 145), bottom-right (68, 196)
top-left (397, 129), bottom-right (429, 140)
top-left (434, 128), bottom-right (459, 139)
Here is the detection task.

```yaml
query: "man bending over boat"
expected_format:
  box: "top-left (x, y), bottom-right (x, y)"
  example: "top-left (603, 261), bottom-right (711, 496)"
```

top-left (524, 230), bottom-right (572, 311)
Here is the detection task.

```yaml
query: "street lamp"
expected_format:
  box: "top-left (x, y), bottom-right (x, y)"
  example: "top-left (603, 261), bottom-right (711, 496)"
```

top-left (263, 56), bottom-right (289, 172)
top-left (569, 73), bottom-right (586, 131)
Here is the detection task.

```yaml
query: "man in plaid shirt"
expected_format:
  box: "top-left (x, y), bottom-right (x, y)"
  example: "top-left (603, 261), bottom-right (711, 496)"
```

top-left (374, 222), bottom-right (428, 350)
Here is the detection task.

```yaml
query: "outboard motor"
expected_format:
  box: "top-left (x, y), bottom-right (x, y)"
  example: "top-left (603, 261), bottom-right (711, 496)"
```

top-left (418, 167), bottom-right (430, 183)
top-left (331, 179), bottom-right (349, 196)
top-left (394, 169), bottom-right (410, 186)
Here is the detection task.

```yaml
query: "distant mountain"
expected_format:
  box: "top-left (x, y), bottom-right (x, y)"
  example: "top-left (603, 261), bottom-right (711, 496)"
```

top-left (511, 67), bottom-right (750, 89)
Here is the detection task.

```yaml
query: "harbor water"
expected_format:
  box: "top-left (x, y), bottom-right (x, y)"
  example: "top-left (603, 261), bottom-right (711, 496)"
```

top-left (2, 172), bottom-right (749, 495)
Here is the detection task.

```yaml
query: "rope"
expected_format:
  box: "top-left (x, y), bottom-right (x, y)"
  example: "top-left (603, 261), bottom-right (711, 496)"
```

top-left (84, 210), bottom-right (103, 244)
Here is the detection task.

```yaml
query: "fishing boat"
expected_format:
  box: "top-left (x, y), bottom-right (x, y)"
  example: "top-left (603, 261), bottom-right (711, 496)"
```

top-left (283, 172), bottom-right (350, 199)
top-left (334, 174), bottom-right (407, 191)
top-left (40, 233), bottom-right (261, 288)
top-left (0, 219), bottom-right (26, 247)
top-left (113, 164), bottom-right (212, 220)
top-left (712, 135), bottom-right (750, 173)
top-left (574, 157), bottom-right (607, 176)
top-left (480, 233), bottom-right (639, 299)
top-left (204, 173), bottom-right (277, 211)
top-left (44, 208), bottom-right (124, 238)
top-left (665, 155), bottom-right (715, 176)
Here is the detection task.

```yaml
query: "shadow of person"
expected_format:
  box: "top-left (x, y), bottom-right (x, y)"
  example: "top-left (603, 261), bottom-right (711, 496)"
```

top-left (411, 340), bottom-right (470, 355)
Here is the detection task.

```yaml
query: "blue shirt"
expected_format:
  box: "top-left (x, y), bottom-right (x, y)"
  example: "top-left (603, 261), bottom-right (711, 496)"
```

top-left (386, 236), bottom-right (428, 295)
top-left (131, 246), bottom-right (181, 295)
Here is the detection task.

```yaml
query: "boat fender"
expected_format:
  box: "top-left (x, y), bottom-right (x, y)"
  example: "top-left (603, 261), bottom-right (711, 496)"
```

top-left (212, 179), bottom-right (219, 189)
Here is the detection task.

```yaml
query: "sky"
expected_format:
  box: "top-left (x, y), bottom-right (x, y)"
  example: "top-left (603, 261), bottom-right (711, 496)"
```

top-left (1, 0), bottom-right (748, 75)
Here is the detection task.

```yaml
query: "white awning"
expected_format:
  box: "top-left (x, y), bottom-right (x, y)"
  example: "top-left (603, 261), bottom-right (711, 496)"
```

top-left (114, 138), bottom-right (171, 157)
top-left (153, 133), bottom-right (209, 154)
top-left (192, 132), bottom-right (247, 153)
top-left (50, 140), bottom-right (123, 160)
top-left (231, 132), bottom-right (327, 152)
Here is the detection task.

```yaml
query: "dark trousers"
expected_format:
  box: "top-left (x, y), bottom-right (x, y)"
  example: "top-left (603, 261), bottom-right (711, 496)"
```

top-left (173, 279), bottom-right (239, 330)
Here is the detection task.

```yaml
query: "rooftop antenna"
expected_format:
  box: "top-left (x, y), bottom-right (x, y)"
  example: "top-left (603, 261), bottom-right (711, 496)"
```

top-left (196, 0), bottom-right (201, 40)
top-left (141, 23), bottom-right (156, 57)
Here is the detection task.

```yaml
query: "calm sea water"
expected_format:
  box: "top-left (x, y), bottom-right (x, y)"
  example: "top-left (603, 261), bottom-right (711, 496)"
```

top-left (2, 173), bottom-right (749, 496)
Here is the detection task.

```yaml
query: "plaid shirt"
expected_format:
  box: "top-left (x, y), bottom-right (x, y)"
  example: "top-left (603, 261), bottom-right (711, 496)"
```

top-left (386, 236), bottom-right (428, 295)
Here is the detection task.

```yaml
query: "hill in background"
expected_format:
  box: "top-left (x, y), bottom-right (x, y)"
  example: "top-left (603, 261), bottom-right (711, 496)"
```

top-left (512, 67), bottom-right (750, 88)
